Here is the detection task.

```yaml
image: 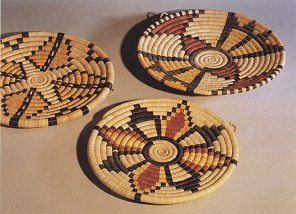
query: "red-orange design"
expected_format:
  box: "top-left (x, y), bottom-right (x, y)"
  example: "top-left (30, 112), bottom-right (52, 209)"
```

top-left (165, 109), bottom-right (186, 138)
top-left (99, 127), bottom-right (147, 150)
top-left (152, 15), bottom-right (192, 34)
top-left (211, 62), bottom-right (237, 78)
top-left (184, 40), bottom-right (207, 54)
top-left (136, 164), bottom-right (160, 190)
top-left (227, 68), bottom-right (275, 90)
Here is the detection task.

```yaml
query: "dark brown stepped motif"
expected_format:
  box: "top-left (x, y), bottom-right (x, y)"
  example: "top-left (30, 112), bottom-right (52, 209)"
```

top-left (138, 10), bottom-right (285, 95)
top-left (1, 32), bottom-right (114, 128)
top-left (88, 99), bottom-right (239, 204)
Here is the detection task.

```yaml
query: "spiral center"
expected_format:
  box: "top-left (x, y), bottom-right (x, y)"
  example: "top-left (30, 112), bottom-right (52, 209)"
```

top-left (194, 50), bottom-right (228, 69)
top-left (148, 140), bottom-right (178, 163)
top-left (26, 72), bottom-right (52, 89)
top-left (31, 76), bottom-right (45, 85)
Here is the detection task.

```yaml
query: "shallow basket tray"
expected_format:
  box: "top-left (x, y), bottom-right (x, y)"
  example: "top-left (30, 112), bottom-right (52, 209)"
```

top-left (88, 98), bottom-right (239, 204)
top-left (1, 32), bottom-right (114, 128)
top-left (137, 9), bottom-right (285, 95)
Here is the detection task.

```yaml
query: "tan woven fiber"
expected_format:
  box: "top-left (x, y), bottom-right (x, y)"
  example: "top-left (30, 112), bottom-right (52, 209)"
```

top-left (137, 10), bottom-right (285, 95)
top-left (88, 98), bottom-right (239, 204)
top-left (1, 32), bottom-right (114, 128)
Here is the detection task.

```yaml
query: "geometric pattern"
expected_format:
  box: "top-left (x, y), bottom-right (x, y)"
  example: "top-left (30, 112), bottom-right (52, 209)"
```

top-left (137, 10), bottom-right (285, 95)
top-left (1, 32), bottom-right (114, 128)
top-left (88, 99), bottom-right (239, 204)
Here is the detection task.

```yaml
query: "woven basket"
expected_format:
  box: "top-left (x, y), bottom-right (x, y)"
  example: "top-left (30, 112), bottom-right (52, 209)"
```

top-left (88, 98), bottom-right (239, 204)
top-left (1, 32), bottom-right (114, 128)
top-left (137, 10), bottom-right (285, 95)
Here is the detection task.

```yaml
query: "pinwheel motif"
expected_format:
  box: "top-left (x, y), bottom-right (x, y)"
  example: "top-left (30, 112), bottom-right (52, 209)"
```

top-left (1, 32), bottom-right (114, 128)
top-left (88, 99), bottom-right (239, 204)
top-left (138, 10), bottom-right (285, 95)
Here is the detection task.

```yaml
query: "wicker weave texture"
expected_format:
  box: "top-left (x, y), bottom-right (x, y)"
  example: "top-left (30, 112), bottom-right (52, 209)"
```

top-left (1, 32), bottom-right (114, 128)
top-left (88, 98), bottom-right (239, 204)
top-left (138, 10), bottom-right (285, 95)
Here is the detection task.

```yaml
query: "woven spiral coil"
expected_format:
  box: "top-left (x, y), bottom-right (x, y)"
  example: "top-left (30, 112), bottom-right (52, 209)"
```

top-left (138, 10), bottom-right (285, 95)
top-left (88, 99), bottom-right (239, 204)
top-left (1, 32), bottom-right (114, 128)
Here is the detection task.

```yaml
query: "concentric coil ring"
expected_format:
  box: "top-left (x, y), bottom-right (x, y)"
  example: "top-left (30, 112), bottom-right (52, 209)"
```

top-left (147, 140), bottom-right (178, 163)
top-left (137, 9), bottom-right (285, 95)
top-left (1, 32), bottom-right (114, 128)
top-left (88, 99), bottom-right (239, 204)
top-left (194, 50), bottom-right (229, 69)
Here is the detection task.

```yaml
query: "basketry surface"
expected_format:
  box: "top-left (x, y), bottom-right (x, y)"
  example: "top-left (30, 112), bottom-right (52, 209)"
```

top-left (88, 98), bottom-right (239, 204)
top-left (138, 10), bottom-right (285, 95)
top-left (1, 32), bottom-right (114, 128)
